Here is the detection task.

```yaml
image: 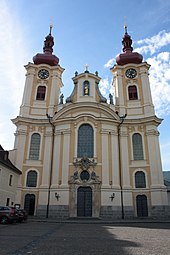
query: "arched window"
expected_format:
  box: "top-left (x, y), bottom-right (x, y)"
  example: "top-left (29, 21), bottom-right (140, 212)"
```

top-left (77, 124), bottom-right (94, 157)
top-left (128, 85), bottom-right (138, 100)
top-left (36, 86), bottom-right (46, 100)
top-left (26, 170), bottom-right (37, 187)
top-left (132, 133), bottom-right (144, 160)
top-left (29, 133), bottom-right (41, 160)
top-left (83, 80), bottom-right (90, 96)
top-left (135, 171), bottom-right (146, 188)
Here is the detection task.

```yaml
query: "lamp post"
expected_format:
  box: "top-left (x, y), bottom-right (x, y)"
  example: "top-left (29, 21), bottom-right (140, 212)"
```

top-left (116, 112), bottom-right (127, 219)
top-left (46, 114), bottom-right (55, 218)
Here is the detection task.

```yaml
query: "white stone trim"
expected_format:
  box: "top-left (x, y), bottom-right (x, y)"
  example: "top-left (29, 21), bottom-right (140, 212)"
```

top-left (27, 131), bottom-right (43, 161)
top-left (24, 168), bottom-right (39, 188)
top-left (132, 168), bottom-right (149, 189)
top-left (130, 131), bottom-right (146, 161)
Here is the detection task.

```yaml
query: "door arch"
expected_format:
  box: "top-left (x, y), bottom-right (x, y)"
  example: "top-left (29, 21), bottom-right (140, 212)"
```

top-left (136, 195), bottom-right (148, 217)
top-left (77, 187), bottom-right (92, 217)
top-left (24, 194), bottom-right (35, 216)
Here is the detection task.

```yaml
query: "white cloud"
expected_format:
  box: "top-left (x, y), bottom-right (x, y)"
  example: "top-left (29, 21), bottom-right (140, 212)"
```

top-left (0, 1), bottom-right (29, 149)
top-left (135, 30), bottom-right (170, 55)
top-left (99, 77), bottom-right (114, 102)
top-left (104, 58), bottom-right (115, 68)
top-left (147, 52), bottom-right (170, 116)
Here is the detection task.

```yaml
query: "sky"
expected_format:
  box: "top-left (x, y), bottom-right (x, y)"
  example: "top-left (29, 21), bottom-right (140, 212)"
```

top-left (0, 0), bottom-right (170, 171)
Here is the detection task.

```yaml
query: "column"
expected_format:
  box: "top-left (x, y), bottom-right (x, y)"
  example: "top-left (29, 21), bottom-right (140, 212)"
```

top-left (51, 132), bottom-right (61, 187)
top-left (111, 131), bottom-right (119, 188)
top-left (140, 67), bottom-right (154, 116)
top-left (20, 68), bottom-right (35, 117)
top-left (101, 130), bottom-right (109, 187)
top-left (61, 131), bottom-right (71, 186)
top-left (41, 127), bottom-right (52, 188)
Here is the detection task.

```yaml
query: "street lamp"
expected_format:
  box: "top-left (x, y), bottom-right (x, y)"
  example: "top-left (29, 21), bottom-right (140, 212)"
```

top-left (46, 114), bottom-right (55, 218)
top-left (116, 112), bottom-right (127, 219)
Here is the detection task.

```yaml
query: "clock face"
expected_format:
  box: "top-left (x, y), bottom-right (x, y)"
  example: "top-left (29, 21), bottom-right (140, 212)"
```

top-left (38, 69), bottom-right (49, 79)
top-left (125, 68), bottom-right (137, 79)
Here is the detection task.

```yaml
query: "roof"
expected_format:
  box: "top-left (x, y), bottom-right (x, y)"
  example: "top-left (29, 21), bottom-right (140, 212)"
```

top-left (163, 171), bottom-right (170, 182)
top-left (0, 145), bottom-right (21, 175)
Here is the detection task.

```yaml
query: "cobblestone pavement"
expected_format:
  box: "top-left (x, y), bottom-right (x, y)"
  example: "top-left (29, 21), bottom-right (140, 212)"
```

top-left (0, 221), bottom-right (170, 255)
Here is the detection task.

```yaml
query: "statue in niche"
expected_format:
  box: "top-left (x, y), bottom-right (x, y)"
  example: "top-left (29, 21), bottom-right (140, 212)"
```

top-left (83, 81), bottom-right (90, 96)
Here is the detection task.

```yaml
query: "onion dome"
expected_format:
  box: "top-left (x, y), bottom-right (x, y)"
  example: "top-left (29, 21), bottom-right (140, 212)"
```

top-left (116, 25), bottom-right (143, 65)
top-left (33, 25), bottom-right (59, 66)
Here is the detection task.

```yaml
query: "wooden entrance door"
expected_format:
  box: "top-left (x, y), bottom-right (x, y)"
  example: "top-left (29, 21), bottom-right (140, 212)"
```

top-left (136, 195), bottom-right (148, 217)
top-left (24, 194), bottom-right (35, 216)
top-left (77, 187), bottom-right (92, 217)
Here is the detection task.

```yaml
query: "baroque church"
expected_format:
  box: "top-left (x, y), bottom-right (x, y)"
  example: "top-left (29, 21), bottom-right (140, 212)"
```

top-left (11, 25), bottom-right (169, 219)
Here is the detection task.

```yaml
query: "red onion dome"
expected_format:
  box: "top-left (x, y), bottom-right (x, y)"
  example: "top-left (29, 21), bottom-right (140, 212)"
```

top-left (33, 25), bottom-right (59, 66)
top-left (116, 25), bottom-right (143, 66)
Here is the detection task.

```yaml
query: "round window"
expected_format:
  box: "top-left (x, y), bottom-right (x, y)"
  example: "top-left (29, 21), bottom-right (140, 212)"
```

top-left (80, 170), bottom-right (90, 181)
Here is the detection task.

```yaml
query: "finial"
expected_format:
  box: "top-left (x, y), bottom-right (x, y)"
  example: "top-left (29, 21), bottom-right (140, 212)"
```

top-left (84, 64), bottom-right (89, 73)
top-left (49, 17), bottom-right (53, 35)
top-left (124, 16), bottom-right (127, 34)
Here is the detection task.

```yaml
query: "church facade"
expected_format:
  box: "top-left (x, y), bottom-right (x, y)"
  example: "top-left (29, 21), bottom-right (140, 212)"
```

top-left (12, 25), bottom-right (169, 219)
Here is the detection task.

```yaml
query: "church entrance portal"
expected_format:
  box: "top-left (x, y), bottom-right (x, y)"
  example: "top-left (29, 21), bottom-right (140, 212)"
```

top-left (77, 187), bottom-right (92, 217)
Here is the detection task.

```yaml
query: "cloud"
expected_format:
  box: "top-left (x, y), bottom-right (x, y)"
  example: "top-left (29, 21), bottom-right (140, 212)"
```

top-left (135, 30), bottom-right (170, 55)
top-left (147, 52), bottom-right (170, 116)
top-left (0, 1), bottom-right (29, 149)
top-left (104, 58), bottom-right (115, 68)
top-left (99, 77), bottom-right (114, 102)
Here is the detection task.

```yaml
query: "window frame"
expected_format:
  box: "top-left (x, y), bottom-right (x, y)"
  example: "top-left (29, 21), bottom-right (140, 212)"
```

top-left (77, 124), bottom-right (94, 158)
top-left (128, 85), bottom-right (138, 100)
top-left (132, 133), bottom-right (144, 160)
top-left (29, 133), bottom-right (41, 160)
top-left (36, 85), bottom-right (46, 101)
top-left (26, 170), bottom-right (38, 187)
top-left (135, 171), bottom-right (146, 188)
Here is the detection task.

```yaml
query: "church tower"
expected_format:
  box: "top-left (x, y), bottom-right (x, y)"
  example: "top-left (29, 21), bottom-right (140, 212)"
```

top-left (12, 25), bottom-right (169, 219)
top-left (110, 25), bottom-right (168, 217)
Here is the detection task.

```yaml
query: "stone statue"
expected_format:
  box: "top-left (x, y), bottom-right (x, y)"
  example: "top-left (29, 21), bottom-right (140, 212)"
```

top-left (59, 94), bottom-right (64, 104)
top-left (109, 93), bottom-right (114, 104)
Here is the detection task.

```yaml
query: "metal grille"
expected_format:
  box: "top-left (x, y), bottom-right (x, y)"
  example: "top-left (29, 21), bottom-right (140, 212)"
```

top-left (132, 133), bottom-right (144, 160)
top-left (77, 124), bottom-right (94, 158)
top-left (29, 133), bottom-right (41, 160)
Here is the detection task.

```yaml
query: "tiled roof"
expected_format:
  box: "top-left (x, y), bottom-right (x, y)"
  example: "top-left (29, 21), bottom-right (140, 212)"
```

top-left (0, 145), bottom-right (21, 174)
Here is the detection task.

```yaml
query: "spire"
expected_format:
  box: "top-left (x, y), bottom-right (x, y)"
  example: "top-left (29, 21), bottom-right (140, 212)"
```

top-left (122, 24), bottom-right (133, 53)
top-left (115, 24), bottom-right (143, 66)
top-left (43, 24), bottom-right (54, 55)
top-left (33, 25), bottom-right (59, 66)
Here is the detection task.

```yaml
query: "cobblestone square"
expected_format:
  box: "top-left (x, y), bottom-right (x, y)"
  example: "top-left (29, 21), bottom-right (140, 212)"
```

top-left (0, 221), bottom-right (170, 255)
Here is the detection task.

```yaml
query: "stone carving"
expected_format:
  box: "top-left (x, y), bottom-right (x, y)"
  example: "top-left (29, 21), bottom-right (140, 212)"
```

top-left (69, 157), bottom-right (100, 184)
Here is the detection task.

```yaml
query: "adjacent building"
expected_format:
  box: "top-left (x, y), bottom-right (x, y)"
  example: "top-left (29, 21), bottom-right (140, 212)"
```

top-left (0, 145), bottom-right (21, 206)
top-left (11, 25), bottom-right (169, 219)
